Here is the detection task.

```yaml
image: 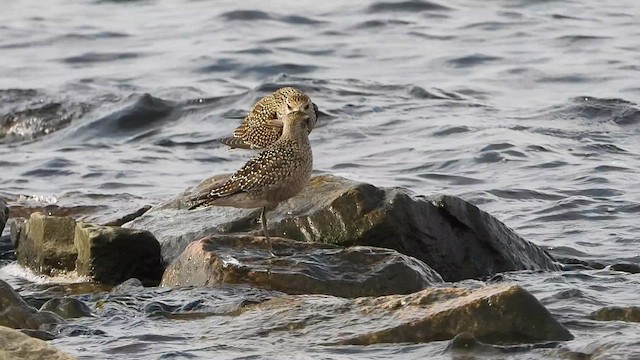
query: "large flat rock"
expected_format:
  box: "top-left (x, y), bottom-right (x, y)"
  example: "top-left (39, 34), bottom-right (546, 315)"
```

top-left (161, 235), bottom-right (443, 297)
top-left (126, 175), bottom-right (560, 281)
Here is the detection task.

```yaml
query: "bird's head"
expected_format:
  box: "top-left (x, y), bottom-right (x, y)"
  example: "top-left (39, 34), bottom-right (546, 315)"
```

top-left (277, 93), bottom-right (314, 118)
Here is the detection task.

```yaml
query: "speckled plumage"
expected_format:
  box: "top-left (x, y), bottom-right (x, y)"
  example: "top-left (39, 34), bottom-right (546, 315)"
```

top-left (221, 87), bottom-right (318, 150)
top-left (189, 111), bottom-right (314, 255)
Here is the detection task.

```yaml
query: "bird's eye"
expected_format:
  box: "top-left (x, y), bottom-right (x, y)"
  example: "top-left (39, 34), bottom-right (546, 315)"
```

top-left (305, 103), bottom-right (310, 110)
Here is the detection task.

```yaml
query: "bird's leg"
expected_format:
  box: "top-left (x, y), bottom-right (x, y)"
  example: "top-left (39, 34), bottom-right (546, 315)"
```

top-left (261, 206), bottom-right (275, 257)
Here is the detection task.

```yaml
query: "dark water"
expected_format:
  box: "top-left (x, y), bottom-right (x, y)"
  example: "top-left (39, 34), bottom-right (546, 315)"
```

top-left (1, 0), bottom-right (640, 359)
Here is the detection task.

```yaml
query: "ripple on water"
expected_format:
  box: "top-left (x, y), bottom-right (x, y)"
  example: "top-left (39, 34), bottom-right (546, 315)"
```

top-left (61, 52), bottom-right (142, 64)
top-left (366, 0), bottom-right (451, 13)
top-left (445, 54), bottom-right (504, 68)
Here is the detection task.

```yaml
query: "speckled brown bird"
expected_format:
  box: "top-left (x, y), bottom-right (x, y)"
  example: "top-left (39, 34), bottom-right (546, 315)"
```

top-left (189, 111), bottom-right (314, 255)
top-left (221, 87), bottom-right (318, 150)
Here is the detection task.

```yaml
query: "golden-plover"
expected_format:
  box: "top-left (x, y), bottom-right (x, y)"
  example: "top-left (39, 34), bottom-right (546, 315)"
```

top-left (189, 111), bottom-right (314, 255)
top-left (221, 87), bottom-right (318, 150)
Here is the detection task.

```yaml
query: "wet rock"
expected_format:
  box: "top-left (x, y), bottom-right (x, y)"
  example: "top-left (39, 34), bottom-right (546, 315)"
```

top-left (127, 175), bottom-right (559, 281)
top-left (446, 332), bottom-right (505, 356)
top-left (11, 212), bottom-right (163, 284)
top-left (555, 256), bottom-right (606, 271)
top-left (240, 283), bottom-right (572, 345)
top-left (19, 329), bottom-right (56, 341)
top-left (610, 263), bottom-right (640, 274)
top-left (0, 197), bottom-right (8, 233)
top-left (591, 306), bottom-right (640, 323)
top-left (0, 326), bottom-right (75, 360)
top-left (0, 236), bottom-right (15, 261)
top-left (341, 284), bottom-right (573, 345)
top-left (102, 205), bottom-right (152, 226)
top-left (75, 222), bottom-right (164, 286)
top-left (0, 279), bottom-right (64, 330)
top-left (0, 201), bottom-right (14, 261)
top-left (40, 298), bottom-right (92, 319)
top-left (111, 278), bottom-right (144, 294)
top-left (445, 332), bottom-right (561, 356)
top-left (9, 217), bottom-right (26, 249)
top-left (14, 213), bottom-right (77, 276)
top-left (161, 235), bottom-right (442, 297)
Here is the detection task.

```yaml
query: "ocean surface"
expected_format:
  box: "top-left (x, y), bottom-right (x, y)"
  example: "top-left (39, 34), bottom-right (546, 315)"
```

top-left (1, 0), bottom-right (639, 359)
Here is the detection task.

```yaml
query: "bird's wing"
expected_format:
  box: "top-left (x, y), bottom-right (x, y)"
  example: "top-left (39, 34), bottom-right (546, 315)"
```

top-left (188, 144), bottom-right (298, 209)
top-left (226, 119), bottom-right (284, 149)
top-left (228, 145), bottom-right (298, 192)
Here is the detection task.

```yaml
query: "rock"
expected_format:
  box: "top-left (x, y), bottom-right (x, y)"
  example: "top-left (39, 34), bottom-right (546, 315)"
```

top-left (610, 263), bottom-right (640, 274)
top-left (341, 284), bottom-right (573, 345)
top-left (0, 235), bottom-right (15, 261)
top-left (74, 222), bottom-right (164, 286)
top-left (446, 332), bottom-right (505, 356)
top-left (0, 279), bottom-right (64, 330)
top-left (14, 213), bottom-right (77, 276)
top-left (445, 332), bottom-right (561, 356)
top-left (0, 326), bottom-right (75, 360)
top-left (591, 306), bottom-right (640, 323)
top-left (111, 278), bottom-right (144, 294)
top-left (0, 197), bottom-right (8, 234)
top-left (12, 212), bottom-right (163, 285)
top-left (126, 175), bottom-right (560, 281)
top-left (19, 329), bottom-right (56, 341)
top-left (240, 283), bottom-right (572, 345)
top-left (0, 201), bottom-right (14, 260)
top-left (40, 298), bottom-right (92, 319)
top-left (102, 205), bottom-right (152, 226)
top-left (9, 217), bottom-right (26, 249)
top-left (161, 235), bottom-right (442, 297)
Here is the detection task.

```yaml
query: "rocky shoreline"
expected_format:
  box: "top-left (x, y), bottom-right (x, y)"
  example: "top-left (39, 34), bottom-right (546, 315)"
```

top-left (2, 175), bottom-right (637, 357)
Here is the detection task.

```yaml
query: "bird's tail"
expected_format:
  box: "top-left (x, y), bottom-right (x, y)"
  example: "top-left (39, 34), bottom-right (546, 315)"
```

top-left (186, 192), bottom-right (218, 210)
top-left (220, 136), bottom-right (253, 149)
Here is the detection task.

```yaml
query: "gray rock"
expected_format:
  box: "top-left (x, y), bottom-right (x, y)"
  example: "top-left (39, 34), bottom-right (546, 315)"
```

top-left (111, 278), bottom-right (145, 294)
top-left (127, 175), bottom-right (559, 281)
top-left (40, 298), bottom-right (92, 319)
top-left (161, 235), bottom-right (443, 297)
top-left (0, 279), bottom-right (64, 330)
top-left (0, 197), bottom-right (8, 235)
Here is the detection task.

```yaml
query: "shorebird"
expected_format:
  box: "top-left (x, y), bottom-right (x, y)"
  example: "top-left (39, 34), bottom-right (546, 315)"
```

top-left (221, 87), bottom-right (318, 150)
top-left (189, 111), bottom-right (314, 255)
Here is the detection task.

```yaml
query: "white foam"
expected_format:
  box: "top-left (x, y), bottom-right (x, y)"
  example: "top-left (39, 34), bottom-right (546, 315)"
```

top-left (0, 262), bottom-right (91, 285)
